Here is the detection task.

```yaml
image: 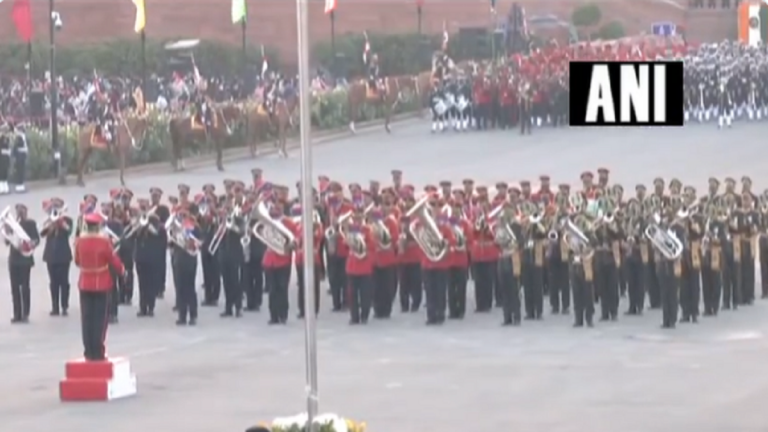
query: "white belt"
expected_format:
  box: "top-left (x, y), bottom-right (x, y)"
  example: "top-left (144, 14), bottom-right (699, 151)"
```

top-left (0, 150), bottom-right (10, 156)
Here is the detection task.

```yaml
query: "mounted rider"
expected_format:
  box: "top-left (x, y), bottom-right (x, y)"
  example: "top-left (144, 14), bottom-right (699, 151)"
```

top-left (363, 32), bottom-right (381, 97)
top-left (88, 74), bottom-right (117, 144)
top-left (431, 22), bottom-right (454, 87)
top-left (260, 49), bottom-right (283, 117)
top-left (191, 59), bottom-right (213, 130)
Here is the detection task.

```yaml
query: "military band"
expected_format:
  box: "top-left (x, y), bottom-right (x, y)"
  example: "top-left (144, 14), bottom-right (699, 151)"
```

top-left (5, 168), bottom-right (768, 332)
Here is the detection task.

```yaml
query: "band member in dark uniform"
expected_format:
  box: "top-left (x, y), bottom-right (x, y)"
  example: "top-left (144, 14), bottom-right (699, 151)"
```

top-left (134, 198), bottom-right (162, 317)
top-left (345, 200), bottom-right (376, 324)
top-left (6, 203), bottom-right (39, 323)
top-left (293, 204), bottom-right (323, 319)
top-left (0, 124), bottom-right (11, 195)
top-left (496, 203), bottom-right (523, 326)
top-left (448, 190), bottom-right (472, 319)
top-left (74, 211), bottom-right (125, 361)
top-left (41, 197), bottom-right (73, 316)
top-left (570, 212), bottom-right (596, 328)
top-left (111, 189), bottom-right (135, 305)
top-left (150, 187), bottom-right (170, 299)
top-left (263, 201), bottom-right (297, 324)
top-left (658, 208), bottom-right (684, 329)
top-left (680, 186), bottom-right (703, 323)
top-left (547, 183), bottom-right (571, 314)
top-left (218, 202), bottom-right (246, 318)
top-left (623, 188), bottom-right (647, 315)
top-left (199, 184), bottom-right (222, 306)
top-left (173, 210), bottom-right (202, 325)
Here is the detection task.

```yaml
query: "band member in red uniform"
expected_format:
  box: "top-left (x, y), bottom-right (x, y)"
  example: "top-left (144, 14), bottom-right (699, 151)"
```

top-left (371, 190), bottom-right (400, 319)
top-left (533, 175), bottom-right (554, 205)
top-left (345, 202), bottom-right (376, 324)
top-left (421, 195), bottom-right (456, 325)
top-left (397, 189), bottom-right (422, 312)
top-left (74, 212), bottom-right (125, 361)
top-left (326, 182), bottom-right (352, 311)
top-left (263, 201), bottom-right (298, 325)
top-left (470, 186), bottom-right (499, 312)
top-left (448, 190), bottom-right (473, 319)
top-left (293, 204), bottom-right (323, 319)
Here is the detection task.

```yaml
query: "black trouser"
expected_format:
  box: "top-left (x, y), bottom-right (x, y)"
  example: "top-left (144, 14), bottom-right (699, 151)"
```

top-left (448, 266), bottom-right (468, 318)
top-left (222, 261), bottom-right (243, 314)
top-left (760, 239), bottom-right (768, 298)
top-left (245, 255), bottom-right (264, 309)
top-left (548, 260), bottom-right (570, 312)
top-left (80, 291), bottom-right (109, 361)
top-left (472, 260), bottom-right (495, 311)
top-left (373, 266), bottom-right (396, 318)
top-left (597, 262), bottom-right (619, 320)
top-left (156, 252), bottom-right (168, 297)
top-left (522, 264), bottom-right (544, 318)
top-left (13, 152), bottom-right (26, 186)
top-left (723, 250), bottom-right (741, 308)
top-left (177, 258), bottom-right (198, 322)
top-left (423, 268), bottom-right (448, 323)
top-left (119, 259), bottom-right (134, 304)
top-left (47, 262), bottom-right (70, 313)
top-left (499, 267), bottom-right (521, 323)
top-left (658, 261), bottom-right (680, 327)
top-left (9, 264), bottom-right (31, 319)
top-left (646, 257), bottom-right (661, 308)
top-left (266, 266), bottom-right (291, 322)
top-left (398, 263), bottom-right (422, 312)
top-left (135, 261), bottom-right (157, 314)
top-left (202, 251), bottom-right (221, 304)
top-left (327, 255), bottom-right (347, 309)
top-left (625, 258), bottom-right (646, 314)
top-left (296, 264), bottom-right (320, 316)
top-left (571, 263), bottom-right (594, 326)
top-left (702, 252), bottom-right (723, 315)
top-left (0, 152), bottom-right (9, 183)
top-left (740, 241), bottom-right (755, 304)
top-left (681, 264), bottom-right (701, 320)
top-left (348, 274), bottom-right (372, 323)
top-left (109, 269), bottom-right (120, 319)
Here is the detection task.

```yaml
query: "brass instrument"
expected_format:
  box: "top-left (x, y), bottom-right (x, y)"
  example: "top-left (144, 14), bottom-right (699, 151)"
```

top-left (325, 203), bottom-right (352, 256)
top-left (167, 216), bottom-right (202, 256)
top-left (123, 206), bottom-right (158, 239)
top-left (405, 195), bottom-right (448, 262)
top-left (562, 215), bottom-right (593, 260)
top-left (250, 200), bottom-right (297, 256)
top-left (343, 222), bottom-right (368, 259)
top-left (102, 224), bottom-right (122, 252)
top-left (0, 206), bottom-right (35, 257)
top-left (371, 214), bottom-right (393, 250)
top-left (644, 213), bottom-right (683, 260)
top-left (488, 203), bottom-right (517, 254)
top-left (42, 203), bottom-right (68, 232)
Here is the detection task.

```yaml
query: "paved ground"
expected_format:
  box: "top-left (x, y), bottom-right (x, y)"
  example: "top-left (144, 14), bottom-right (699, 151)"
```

top-left (2, 121), bottom-right (768, 432)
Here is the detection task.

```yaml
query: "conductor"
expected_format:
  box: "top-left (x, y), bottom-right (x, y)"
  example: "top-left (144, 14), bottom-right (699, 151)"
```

top-left (74, 212), bottom-right (125, 361)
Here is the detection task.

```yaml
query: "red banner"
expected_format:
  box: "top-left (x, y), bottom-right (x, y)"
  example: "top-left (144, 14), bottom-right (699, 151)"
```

top-left (12, 0), bottom-right (33, 42)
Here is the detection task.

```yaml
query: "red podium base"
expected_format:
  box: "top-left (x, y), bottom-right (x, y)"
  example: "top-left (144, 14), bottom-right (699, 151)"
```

top-left (59, 357), bottom-right (137, 401)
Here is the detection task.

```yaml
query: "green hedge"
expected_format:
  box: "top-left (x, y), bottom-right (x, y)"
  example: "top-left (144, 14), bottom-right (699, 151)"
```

top-left (25, 87), bottom-right (420, 181)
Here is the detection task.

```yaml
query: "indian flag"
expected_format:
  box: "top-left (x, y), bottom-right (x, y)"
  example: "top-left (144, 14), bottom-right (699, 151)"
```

top-left (739, 1), bottom-right (768, 47)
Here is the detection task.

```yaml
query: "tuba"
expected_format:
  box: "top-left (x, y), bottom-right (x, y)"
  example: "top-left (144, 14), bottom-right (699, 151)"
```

top-left (488, 202), bottom-right (517, 254)
top-left (564, 214), bottom-right (594, 260)
top-left (0, 207), bottom-right (34, 257)
top-left (405, 195), bottom-right (448, 262)
top-left (251, 200), bottom-right (296, 255)
top-left (342, 220), bottom-right (368, 259)
top-left (371, 216), bottom-right (393, 251)
top-left (167, 217), bottom-right (202, 256)
top-left (644, 213), bottom-right (683, 260)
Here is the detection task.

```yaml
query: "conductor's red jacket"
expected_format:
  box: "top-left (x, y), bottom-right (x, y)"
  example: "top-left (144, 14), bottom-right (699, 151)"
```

top-left (74, 233), bottom-right (125, 293)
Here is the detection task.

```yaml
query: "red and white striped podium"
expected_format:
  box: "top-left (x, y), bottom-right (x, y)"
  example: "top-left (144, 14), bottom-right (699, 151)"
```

top-left (59, 357), bottom-right (137, 401)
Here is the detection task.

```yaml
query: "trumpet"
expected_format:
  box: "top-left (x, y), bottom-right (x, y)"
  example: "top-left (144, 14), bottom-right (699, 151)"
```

top-left (123, 206), bottom-right (158, 239)
top-left (0, 206), bottom-right (35, 257)
top-left (42, 204), bottom-right (68, 232)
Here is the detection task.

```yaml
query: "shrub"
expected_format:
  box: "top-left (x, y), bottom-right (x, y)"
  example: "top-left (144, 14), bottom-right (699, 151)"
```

top-left (596, 21), bottom-right (626, 40)
top-left (571, 4), bottom-right (602, 28)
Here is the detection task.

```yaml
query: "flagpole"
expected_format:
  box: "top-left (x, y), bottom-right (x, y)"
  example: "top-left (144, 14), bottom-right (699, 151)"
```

top-left (296, 0), bottom-right (319, 429)
top-left (140, 29), bottom-right (146, 101)
top-left (416, 0), bottom-right (423, 35)
top-left (330, 11), bottom-right (336, 64)
top-left (241, 19), bottom-right (246, 83)
top-left (48, 0), bottom-right (62, 184)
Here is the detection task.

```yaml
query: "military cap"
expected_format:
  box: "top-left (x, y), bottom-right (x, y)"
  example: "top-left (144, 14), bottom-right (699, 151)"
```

top-left (540, 175), bottom-right (551, 182)
top-left (653, 177), bottom-right (664, 187)
top-left (683, 186), bottom-right (696, 195)
top-left (636, 184), bottom-right (647, 192)
top-left (251, 168), bottom-right (263, 177)
top-left (669, 178), bottom-right (682, 189)
top-left (370, 180), bottom-right (381, 188)
top-left (519, 180), bottom-right (531, 188)
top-left (83, 212), bottom-right (103, 225)
top-left (178, 184), bottom-right (191, 194)
top-left (391, 169), bottom-right (403, 178)
top-left (14, 203), bottom-right (27, 212)
top-left (495, 181), bottom-right (508, 190)
top-left (462, 178), bottom-right (474, 187)
top-left (424, 185), bottom-right (438, 193)
top-left (508, 186), bottom-right (521, 195)
top-left (597, 167), bottom-right (609, 175)
top-left (439, 180), bottom-right (452, 188)
top-left (203, 183), bottom-right (215, 193)
top-left (329, 181), bottom-right (343, 192)
top-left (349, 183), bottom-right (361, 191)
top-left (150, 187), bottom-right (163, 196)
top-left (742, 176), bottom-right (752, 185)
top-left (83, 193), bottom-right (98, 203)
top-left (223, 179), bottom-right (235, 188)
top-left (708, 177), bottom-right (720, 187)
top-left (580, 171), bottom-right (593, 180)
top-left (724, 177), bottom-right (736, 186)
top-left (476, 186), bottom-right (488, 194)
top-left (558, 183), bottom-right (570, 191)
top-left (452, 189), bottom-right (465, 196)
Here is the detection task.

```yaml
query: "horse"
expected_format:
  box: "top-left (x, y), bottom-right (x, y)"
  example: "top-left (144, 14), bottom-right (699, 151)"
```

top-left (75, 115), bottom-right (149, 187)
top-left (243, 92), bottom-right (298, 158)
top-left (167, 104), bottom-right (241, 171)
top-left (347, 75), bottom-right (416, 133)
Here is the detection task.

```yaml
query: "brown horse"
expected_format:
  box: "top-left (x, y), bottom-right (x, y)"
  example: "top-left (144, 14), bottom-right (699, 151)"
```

top-left (76, 115), bottom-right (149, 187)
top-left (168, 104), bottom-right (241, 171)
top-left (347, 76), bottom-right (413, 134)
top-left (243, 93), bottom-right (298, 158)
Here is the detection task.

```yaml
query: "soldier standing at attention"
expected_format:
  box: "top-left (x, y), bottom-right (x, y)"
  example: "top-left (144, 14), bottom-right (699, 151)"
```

top-left (41, 197), bottom-right (73, 316)
top-left (74, 212), bottom-right (125, 361)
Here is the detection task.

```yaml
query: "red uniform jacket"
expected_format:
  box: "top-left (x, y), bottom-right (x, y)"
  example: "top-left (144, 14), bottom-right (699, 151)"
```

top-left (345, 224), bottom-right (376, 276)
top-left (74, 233), bottom-right (125, 293)
top-left (398, 217), bottom-right (421, 265)
top-left (450, 219), bottom-right (473, 268)
top-left (329, 203), bottom-right (353, 258)
top-left (294, 222), bottom-right (323, 266)
top-left (420, 223), bottom-right (456, 270)
top-left (263, 217), bottom-right (298, 268)
top-left (374, 216), bottom-right (400, 268)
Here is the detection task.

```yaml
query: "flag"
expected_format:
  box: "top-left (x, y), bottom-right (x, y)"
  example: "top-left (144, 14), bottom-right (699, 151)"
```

top-left (11, 0), bottom-right (33, 42)
top-left (324, 0), bottom-right (336, 14)
top-left (490, 0), bottom-right (496, 13)
top-left (363, 32), bottom-right (370, 63)
top-left (231, 0), bottom-right (246, 24)
top-left (441, 21), bottom-right (449, 51)
top-left (132, 0), bottom-right (146, 33)
top-left (739, 1), bottom-right (768, 47)
top-left (519, 5), bottom-right (528, 38)
top-left (260, 45), bottom-right (269, 78)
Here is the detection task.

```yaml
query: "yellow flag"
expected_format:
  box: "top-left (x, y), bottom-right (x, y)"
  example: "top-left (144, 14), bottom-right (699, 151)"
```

top-left (133, 0), bottom-right (146, 33)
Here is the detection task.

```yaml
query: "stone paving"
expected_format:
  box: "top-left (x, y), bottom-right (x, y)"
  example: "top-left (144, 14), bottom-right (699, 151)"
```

top-left (2, 122), bottom-right (768, 432)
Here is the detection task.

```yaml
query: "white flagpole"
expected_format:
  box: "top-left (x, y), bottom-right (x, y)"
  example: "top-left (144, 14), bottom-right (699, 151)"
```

top-left (295, 0), bottom-right (319, 430)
